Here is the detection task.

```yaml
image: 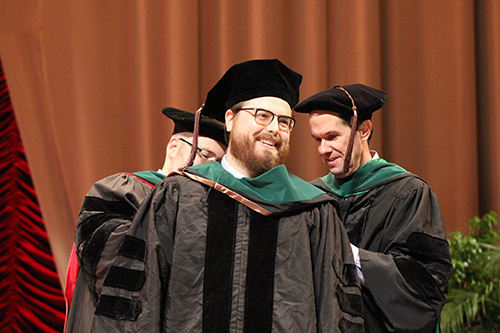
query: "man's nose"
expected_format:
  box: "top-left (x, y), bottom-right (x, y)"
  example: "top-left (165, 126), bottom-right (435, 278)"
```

top-left (265, 116), bottom-right (280, 133)
top-left (318, 140), bottom-right (331, 155)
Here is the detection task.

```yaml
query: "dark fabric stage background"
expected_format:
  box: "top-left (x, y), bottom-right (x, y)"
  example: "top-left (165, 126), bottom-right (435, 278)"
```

top-left (0, 2), bottom-right (499, 329)
top-left (0, 59), bottom-right (64, 332)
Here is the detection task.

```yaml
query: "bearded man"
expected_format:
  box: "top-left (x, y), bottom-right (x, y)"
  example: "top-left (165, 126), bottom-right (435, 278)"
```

top-left (76, 59), bottom-right (365, 332)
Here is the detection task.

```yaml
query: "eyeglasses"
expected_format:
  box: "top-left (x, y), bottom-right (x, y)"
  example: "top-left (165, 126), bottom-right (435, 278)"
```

top-left (179, 138), bottom-right (220, 162)
top-left (238, 107), bottom-right (296, 131)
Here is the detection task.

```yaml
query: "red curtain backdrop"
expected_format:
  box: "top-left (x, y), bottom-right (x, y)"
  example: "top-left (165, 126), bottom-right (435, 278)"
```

top-left (0, 59), bottom-right (64, 333)
top-left (0, 0), bottom-right (499, 289)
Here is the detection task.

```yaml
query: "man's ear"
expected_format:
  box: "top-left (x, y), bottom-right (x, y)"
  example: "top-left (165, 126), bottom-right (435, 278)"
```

top-left (166, 136), bottom-right (179, 160)
top-left (225, 109), bottom-right (235, 132)
top-left (359, 120), bottom-right (372, 140)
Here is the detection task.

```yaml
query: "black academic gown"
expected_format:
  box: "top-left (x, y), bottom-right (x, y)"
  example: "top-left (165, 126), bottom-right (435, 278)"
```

top-left (312, 158), bottom-right (453, 333)
top-left (83, 162), bottom-right (364, 332)
top-left (66, 171), bottom-right (165, 333)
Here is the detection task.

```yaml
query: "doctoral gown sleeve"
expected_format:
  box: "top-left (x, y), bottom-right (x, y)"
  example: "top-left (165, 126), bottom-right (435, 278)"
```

top-left (75, 173), bottom-right (154, 300)
top-left (89, 177), bottom-right (180, 332)
top-left (359, 177), bottom-right (453, 332)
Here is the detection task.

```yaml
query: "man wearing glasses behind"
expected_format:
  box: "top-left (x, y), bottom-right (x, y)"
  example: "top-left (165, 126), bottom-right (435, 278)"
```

top-left (64, 107), bottom-right (226, 332)
top-left (75, 59), bottom-right (365, 332)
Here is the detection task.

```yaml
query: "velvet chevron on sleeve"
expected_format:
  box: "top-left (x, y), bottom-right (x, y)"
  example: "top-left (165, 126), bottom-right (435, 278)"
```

top-left (65, 171), bottom-right (164, 332)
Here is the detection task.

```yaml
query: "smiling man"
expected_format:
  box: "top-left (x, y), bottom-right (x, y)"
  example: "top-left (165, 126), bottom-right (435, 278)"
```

top-left (295, 84), bottom-right (453, 333)
top-left (77, 59), bottom-right (365, 332)
top-left (222, 97), bottom-right (292, 177)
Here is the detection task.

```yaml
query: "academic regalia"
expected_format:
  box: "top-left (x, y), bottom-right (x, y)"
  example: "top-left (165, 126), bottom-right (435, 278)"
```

top-left (312, 158), bottom-right (453, 332)
top-left (86, 162), bottom-right (364, 332)
top-left (66, 106), bottom-right (225, 332)
top-left (295, 83), bottom-right (453, 332)
top-left (65, 171), bottom-right (164, 333)
top-left (71, 59), bottom-right (365, 332)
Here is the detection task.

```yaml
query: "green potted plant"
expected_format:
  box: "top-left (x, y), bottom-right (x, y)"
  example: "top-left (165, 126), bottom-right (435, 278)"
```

top-left (441, 211), bottom-right (500, 332)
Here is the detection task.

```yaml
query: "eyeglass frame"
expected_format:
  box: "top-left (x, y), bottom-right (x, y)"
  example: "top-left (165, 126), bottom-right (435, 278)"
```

top-left (236, 107), bottom-right (296, 131)
top-left (178, 137), bottom-right (220, 162)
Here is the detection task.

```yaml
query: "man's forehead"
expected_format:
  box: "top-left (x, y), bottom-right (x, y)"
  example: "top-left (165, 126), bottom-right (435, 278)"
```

top-left (239, 96), bottom-right (292, 114)
top-left (309, 110), bottom-right (350, 130)
top-left (197, 136), bottom-right (226, 157)
top-left (309, 109), bottom-right (342, 118)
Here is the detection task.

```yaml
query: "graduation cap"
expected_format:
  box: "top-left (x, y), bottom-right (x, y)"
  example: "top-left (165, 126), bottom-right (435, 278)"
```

top-left (161, 106), bottom-right (226, 145)
top-left (202, 59), bottom-right (303, 123)
top-left (294, 83), bottom-right (387, 122)
top-left (294, 84), bottom-right (387, 175)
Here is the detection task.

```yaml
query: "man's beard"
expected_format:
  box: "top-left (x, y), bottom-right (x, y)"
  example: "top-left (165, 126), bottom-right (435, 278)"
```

top-left (229, 129), bottom-right (290, 176)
